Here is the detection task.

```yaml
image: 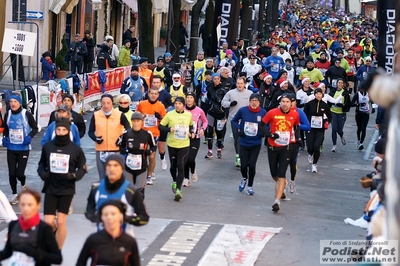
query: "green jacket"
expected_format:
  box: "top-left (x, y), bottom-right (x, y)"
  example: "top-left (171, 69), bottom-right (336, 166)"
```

top-left (118, 45), bottom-right (131, 67)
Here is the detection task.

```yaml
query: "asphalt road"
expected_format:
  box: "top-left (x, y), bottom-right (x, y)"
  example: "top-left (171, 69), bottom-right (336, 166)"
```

top-left (0, 108), bottom-right (378, 265)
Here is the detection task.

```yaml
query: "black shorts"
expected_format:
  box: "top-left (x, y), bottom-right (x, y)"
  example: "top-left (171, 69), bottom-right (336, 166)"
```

top-left (43, 194), bottom-right (74, 215)
top-left (159, 131), bottom-right (167, 142)
top-left (267, 146), bottom-right (290, 178)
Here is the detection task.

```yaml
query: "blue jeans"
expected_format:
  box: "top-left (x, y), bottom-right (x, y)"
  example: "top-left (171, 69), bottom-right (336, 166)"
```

top-left (71, 60), bottom-right (83, 74)
top-left (331, 113), bottom-right (346, 145)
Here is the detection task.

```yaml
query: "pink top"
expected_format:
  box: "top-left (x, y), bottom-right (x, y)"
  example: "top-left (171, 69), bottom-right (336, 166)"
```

top-left (185, 106), bottom-right (208, 138)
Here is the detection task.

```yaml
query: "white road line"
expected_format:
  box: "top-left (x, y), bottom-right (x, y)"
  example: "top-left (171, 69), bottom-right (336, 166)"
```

top-left (364, 130), bottom-right (379, 160)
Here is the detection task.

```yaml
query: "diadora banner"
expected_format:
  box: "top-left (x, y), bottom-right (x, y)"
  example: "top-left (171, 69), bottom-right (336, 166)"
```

top-left (377, 0), bottom-right (395, 73)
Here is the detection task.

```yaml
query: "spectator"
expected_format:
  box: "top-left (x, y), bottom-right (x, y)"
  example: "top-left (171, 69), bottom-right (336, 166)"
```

top-left (69, 34), bottom-right (88, 74)
top-left (40, 51), bottom-right (55, 82)
top-left (83, 30), bottom-right (95, 73)
top-left (118, 39), bottom-right (131, 67)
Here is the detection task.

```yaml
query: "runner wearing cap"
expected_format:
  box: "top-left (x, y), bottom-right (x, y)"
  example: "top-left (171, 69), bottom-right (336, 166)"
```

top-left (163, 52), bottom-right (178, 88)
top-left (260, 93), bottom-right (300, 212)
top-left (194, 58), bottom-right (216, 88)
top-left (304, 88), bottom-right (332, 173)
top-left (344, 48), bottom-right (357, 94)
top-left (169, 73), bottom-right (188, 103)
top-left (120, 65), bottom-right (148, 111)
top-left (152, 56), bottom-right (168, 87)
top-left (183, 92), bottom-right (208, 187)
top-left (193, 51), bottom-right (206, 86)
top-left (325, 58), bottom-right (348, 92)
top-left (143, 75), bottom-right (173, 109)
top-left (222, 77), bottom-right (253, 167)
top-left (139, 57), bottom-right (153, 88)
top-left (299, 57), bottom-right (325, 83)
top-left (293, 50), bottom-right (306, 86)
top-left (232, 94), bottom-right (266, 195)
top-left (314, 52), bottom-right (331, 77)
top-left (159, 97), bottom-right (194, 201)
top-left (241, 55), bottom-right (262, 83)
top-left (356, 56), bottom-right (375, 83)
top-left (117, 112), bottom-right (156, 197)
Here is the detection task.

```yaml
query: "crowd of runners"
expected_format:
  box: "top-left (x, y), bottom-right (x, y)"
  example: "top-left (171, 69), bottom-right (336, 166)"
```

top-left (0, 2), bottom-right (386, 265)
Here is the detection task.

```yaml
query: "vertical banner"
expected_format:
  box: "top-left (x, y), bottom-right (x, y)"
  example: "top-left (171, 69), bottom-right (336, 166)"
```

top-left (377, 0), bottom-right (396, 73)
top-left (210, 0), bottom-right (241, 56)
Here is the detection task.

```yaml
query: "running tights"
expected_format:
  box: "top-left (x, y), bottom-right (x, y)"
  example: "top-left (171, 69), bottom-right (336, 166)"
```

top-left (184, 138), bottom-right (200, 178)
top-left (331, 113), bottom-right (346, 145)
top-left (7, 150), bottom-right (29, 194)
top-left (307, 130), bottom-right (325, 164)
top-left (239, 145), bottom-right (261, 187)
top-left (168, 146), bottom-right (189, 190)
top-left (355, 112), bottom-right (370, 144)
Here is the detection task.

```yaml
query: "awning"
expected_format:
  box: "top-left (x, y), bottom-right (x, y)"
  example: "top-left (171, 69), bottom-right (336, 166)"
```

top-left (181, 0), bottom-right (197, 11)
top-left (117, 0), bottom-right (138, 13)
top-left (152, 0), bottom-right (168, 14)
top-left (62, 0), bottom-right (79, 14)
top-left (49, 0), bottom-right (66, 14)
top-left (360, 0), bottom-right (376, 2)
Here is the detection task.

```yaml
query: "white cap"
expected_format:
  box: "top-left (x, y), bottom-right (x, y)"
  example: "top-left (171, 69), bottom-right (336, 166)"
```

top-left (365, 56), bottom-right (372, 61)
top-left (172, 73), bottom-right (181, 78)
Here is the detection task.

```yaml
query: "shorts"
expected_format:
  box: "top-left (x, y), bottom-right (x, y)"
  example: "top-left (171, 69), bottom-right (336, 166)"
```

top-left (43, 194), bottom-right (74, 215)
top-left (153, 136), bottom-right (159, 145)
top-left (267, 145), bottom-right (290, 178)
top-left (159, 131), bottom-right (167, 142)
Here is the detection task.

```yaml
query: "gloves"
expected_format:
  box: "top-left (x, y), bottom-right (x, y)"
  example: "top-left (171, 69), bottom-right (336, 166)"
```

top-left (145, 150), bottom-right (153, 156)
top-left (225, 62), bottom-right (229, 67)
top-left (22, 136), bottom-right (32, 145)
top-left (324, 121), bottom-right (330, 130)
top-left (38, 171), bottom-right (50, 181)
top-left (66, 173), bottom-right (76, 180)
top-left (270, 133), bottom-right (280, 140)
top-left (96, 136), bottom-right (104, 144)
top-left (154, 112), bottom-right (163, 120)
top-left (296, 138), bottom-right (303, 147)
top-left (360, 102), bottom-right (366, 107)
top-left (371, 108), bottom-right (376, 114)
top-left (230, 101), bottom-right (238, 107)
top-left (2, 137), bottom-right (10, 148)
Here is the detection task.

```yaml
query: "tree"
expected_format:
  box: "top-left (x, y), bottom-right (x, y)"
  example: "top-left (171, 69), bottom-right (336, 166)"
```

top-left (240, 0), bottom-right (252, 40)
top-left (138, 0), bottom-right (155, 63)
top-left (170, 0), bottom-right (182, 62)
top-left (189, 0), bottom-right (206, 61)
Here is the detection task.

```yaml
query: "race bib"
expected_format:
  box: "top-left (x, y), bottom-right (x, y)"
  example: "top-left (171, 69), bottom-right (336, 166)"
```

top-left (216, 119), bottom-right (227, 131)
top-left (144, 115), bottom-right (157, 127)
top-left (319, 69), bottom-right (327, 76)
top-left (99, 151), bottom-right (116, 163)
top-left (130, 101), bottom-right (139, 111)
top-left (274, 131), bottom-right (290, 146)
top-left (126, 154), bottom-right (142, 170)
top-left (311, 116), bottom-right (323, 128)
top-left (9, 251), bottom-right (35, 266)
top-left (331, 79), bottom-right (338, 88)
top-left (10, 129), bottom-right (24, 144)
top-left (350, 65), bottom-right (355, 73)
top-left (244, 122), bottom-right (258, 137)
top-left (174, 125), bottom-right (188, 139)
top-left (50, 153), bottom-right (70, 174)
top-left (362, 72), bottom-right (368, 79)
top-left (296, 67), bottom-right (303, 75)
top-left (271, 64), bottom-right (279, 72)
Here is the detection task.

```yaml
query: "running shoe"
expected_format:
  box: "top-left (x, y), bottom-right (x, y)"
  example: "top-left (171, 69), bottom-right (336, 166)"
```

top-left (272, 203), bottom-right (280, 212)
top-left (146, 176), bottom-right (153, 185)
top-left (183, 179), bottom-right (190, 187)
top-left (320, 145), bottom-right (324, 153)
top-left (203, 139), bottom-right (208, 144)
top-left (289, 180), bottom-right (296, 194)
top-left (247, 187), bottom-right (254, 195)
top-left (205, 151), bottom-right (213, 159)
top-left (331, 145), bottom-right (336, 152)
top-left (235, 154), bottom-right (241, 167)
top-left (151, 173), bottom-right (156, 180)
top-left (230, 133), bottom-right (233, 138)
top-left (358, 143), bottom-right (364, 150)
top-left (341, 137), bottom-right (346, 145)
top-left (217, 149), bottom-right (222, 159)
top-left (160, 158), bottom-right (168, 170)
top-left (174, 189), bottom-right (182, 201)
top-left (171, 182), bottom-right (177, 193)
top-left (21, 183), bottom-right (27, 191)
top-left (238, 178), bottom-right (247, 192)
top-left (312, 164), bottom-right (318, 173)
top-left (191, 171), bottom-right (198, 183)
top-left (308, 154), bottom-right (313, 164)
top-left (8, 194), bottom-right (18, 205)
top-left (281, 192), bottom-right (287, 199)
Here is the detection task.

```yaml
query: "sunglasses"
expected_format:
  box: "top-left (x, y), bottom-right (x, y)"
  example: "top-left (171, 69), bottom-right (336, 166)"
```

top-left (366, 60), bottom-right (371, 62)
top-left (119, 101), bottom-right (129, 104)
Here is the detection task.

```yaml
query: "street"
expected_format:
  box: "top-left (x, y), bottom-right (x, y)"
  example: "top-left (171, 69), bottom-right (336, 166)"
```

top-left (0, 108), bottom-right (377, 265)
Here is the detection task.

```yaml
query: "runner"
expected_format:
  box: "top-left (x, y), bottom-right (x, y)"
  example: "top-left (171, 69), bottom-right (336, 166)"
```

top-left (144, 74), bottom-right (173, 110)
top-left (117, 112), bottom-right (156, 198)
top-left (232, 94), bottom-right (266, 195)
top-left (170, 73), bottom-right (188, 103)
top-left (77, 200), bottom-right (140, 265)
top-left (137, 87), bottom-right (167, 184)
top-left (304, 88), bottom-right (332, 173)
top-left (2, 94), bottom-right (38, 204)
top-left (115, 94), bottom-right (134, 127)
top-left (38, 118), bottom-right (87, 249)
top-left (120, 65), bottom-right (147, 111)
top-left (0, 189), bottom-right (62, 265)
top-left (183, 92), bottom-right (208, 187)
top-left (260, 94), bottom-right (300, 212)
top-left (222, 77), bottom-right (253, 167)
top-left (88, 94), bottom-right (131, 179)
top-left (85, 154), bottom-right (149, 237)
top-left (159, 97), bottom-right (194, 201)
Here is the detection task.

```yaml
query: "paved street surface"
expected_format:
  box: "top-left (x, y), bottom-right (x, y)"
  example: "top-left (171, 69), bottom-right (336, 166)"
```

top-left (0, 107), bottom-right (378, 265)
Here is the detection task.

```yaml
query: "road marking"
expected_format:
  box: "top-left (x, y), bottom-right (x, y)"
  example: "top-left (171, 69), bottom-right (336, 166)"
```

top-left (364, 130), bottom-right (379, 160)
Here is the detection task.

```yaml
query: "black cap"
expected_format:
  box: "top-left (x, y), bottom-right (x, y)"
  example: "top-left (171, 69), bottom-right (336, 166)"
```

top-left (139, 57), bottom-right (148, 64)
top-left (186, 92), bottom-right (196, 100)
top-left (105, 154), bottom-right (125, 170)
top-left (62, 94), bottom-right (74, 104)
top-left (131, 112), bottom-right (143, 120)
top-left (204, 70), bottom-right (213, 76)
top-left (123, 39), bottom-right (131, 45)
top-left (314, 88), bottom-right (323, 95)
top-left (42, 51), bottom-right (51, 58)
top-left (279, 93), bottom-right (292, 102)
top-left (298, 49), bottom-right (305, 54)
top-left (239, 72), bottom-right (247, 77)
top-left (85, 30), bottom-right (91, 34)
top-left (157, 56), bottom-right (164, 62)
top-left (249, 54), bottom-right (256, 59)
top-left (55, 117), bottom-right (71, 132)
top-left (131, 65), bottom-right (139, 72)
top-left (101, 94), bottom-right (113, 102)
top-left (174, 96), bottom-right (185, 104)
top-left (249, 93), bottom-right (261, 102)
top-left (337, 49), bottom-right (344, 54)
top-left (232, 41), bottom-right (238, 46)
top-left (99, 199), bottom-right (127, 220)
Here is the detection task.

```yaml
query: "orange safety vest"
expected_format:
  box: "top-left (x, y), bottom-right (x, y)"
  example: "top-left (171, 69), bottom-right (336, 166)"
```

top-left (94, 109), bottom-right (123, 151)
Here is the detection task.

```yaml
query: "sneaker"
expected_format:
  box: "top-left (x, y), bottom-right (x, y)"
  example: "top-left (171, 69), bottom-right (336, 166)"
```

top-left (312, 164), bottom-right (318, 173)
top-left (203, 139), bottom-right (208, 144)
top-left (151, 173), bottom-right (156, 180)
top-left (68, 206), bottom-right (73, 215)
top-left (21, 184), bottom-right (27, 191)
top-left (331, 145), bottom-right (336, 152)
top-left (272, 203), bottom-right (280, 212)
top-left (160, 158), bottom-right (168, 170)
top-left (281, 192), bottom-right (287, 199)
top-left (146, 176), bottom-right (153, 185)
top-left (183, 179), bottom-right (190, 187)
top-left (358, 143), bottom-right (364, 150)
top-left (191, 171), bottom-right (198, 183)
top-left (217, 149), bottom-right (222, 159)
top-left (357, 141), bottom-right (360, 147)
top-left (205, 151), bottom-right (213, 159)
top-left (8, 194), bottom-right (18, 205)
top-left (174, 189), bottom-right (182, 201)
top-left (238, 178), bottom-right (247, 192)
top-left (235, 154), bottom-right (241, 167)
top-left (289, 181), bottom-right (296, 194)
top-left (171, 182), bottom-right (177, 193)
top-left (320, 145), bottom-right (324, 153)
top-left (341, 137), bottom-right (346, 145)
top-left (308, 154), bottom-right (313, 164)
top-left (247, 187), bottom-right (254, 195)
top-left (230, 133), bottom-right (233, 138)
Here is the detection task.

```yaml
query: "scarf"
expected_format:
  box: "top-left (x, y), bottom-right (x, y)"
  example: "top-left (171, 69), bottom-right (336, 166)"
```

top-left (18, 213), bottom-right (40, 231)
top-left (185, 104), bottom-right (196, 110)
top-left (248, 105), bottom-right (261, 113)
top-left (118, 106), bottom-right (130, 113)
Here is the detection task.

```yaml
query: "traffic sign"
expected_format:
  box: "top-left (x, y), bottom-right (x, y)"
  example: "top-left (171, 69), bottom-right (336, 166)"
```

top-left (26, 11), bottom-right (44, 20)
top-left (1, 28), bottom-right (37, 56)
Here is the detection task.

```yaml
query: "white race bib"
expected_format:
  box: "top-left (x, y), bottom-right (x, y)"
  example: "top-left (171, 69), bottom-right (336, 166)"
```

top-left (296, 67), bottom-right (303, 75)
top-left (50, 153), bottom-right (70, 174)
top-left (130, 101), bottom-right (139, 111)
top-left (274, 131), bottom-right (290, 146)
top-left (10, 129), bottom-right (24, 144)
top-left (216, 119), bottom-right (227, 131)
top-left (144, 115), bottom-right (157, 127)
top-left (319, 69), bottom-right (327, 76)
top-left (174, 125), bottom-right (188, 139)
top-left (99, 151), bottom-right (116, 163)
top-left (311, 116), bottom-right (323, 128)
top-left (126, 154), bottom-right (142, 170)
top-left (271, 64), bottom-right (279, 72)
top-left (331, 79), bottom-right (338, 88)
top-left (9, 251), bottom-right (35, 266)
top-left (244, 122), bottom-right (258, 137)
